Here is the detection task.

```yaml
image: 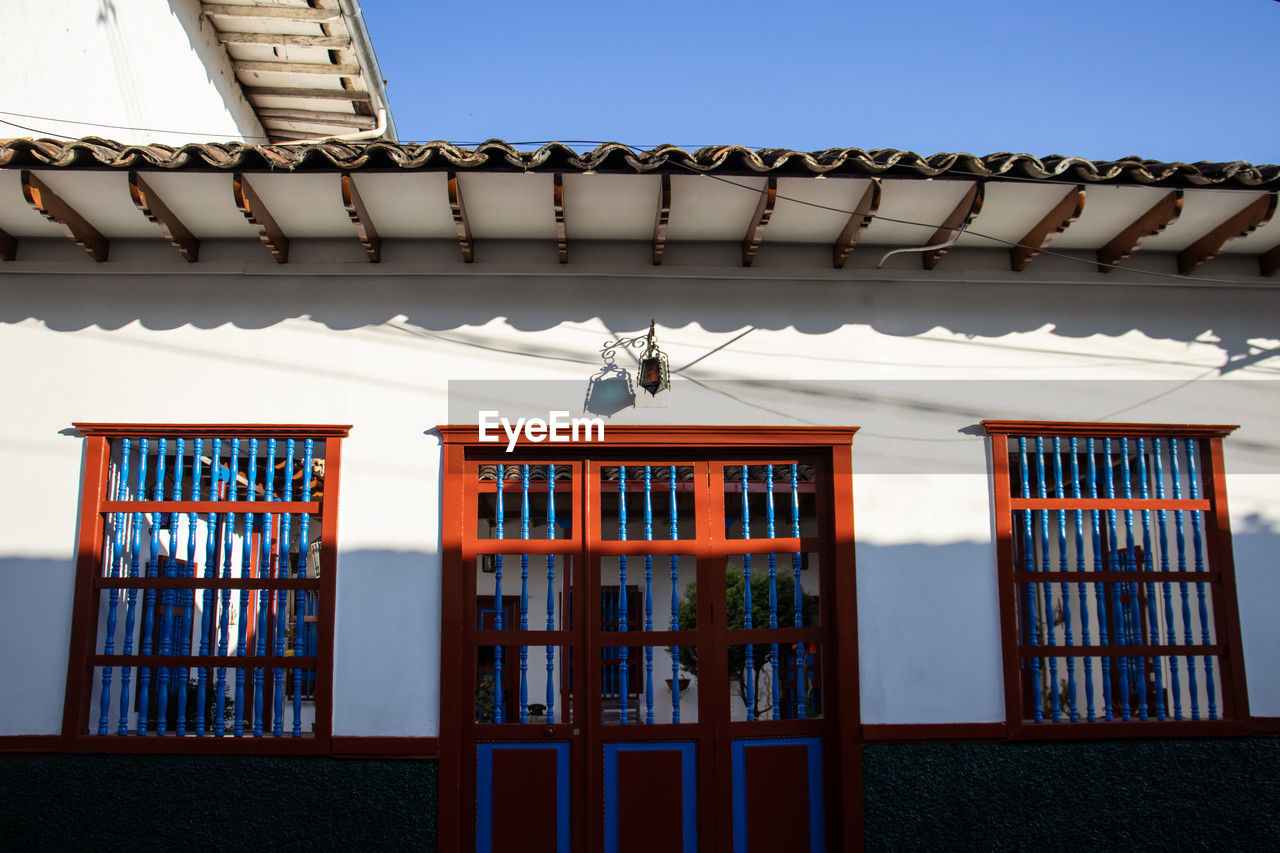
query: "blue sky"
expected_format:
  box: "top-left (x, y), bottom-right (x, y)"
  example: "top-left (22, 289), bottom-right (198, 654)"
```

top-left (360, 0), bottom-right (1280, 164)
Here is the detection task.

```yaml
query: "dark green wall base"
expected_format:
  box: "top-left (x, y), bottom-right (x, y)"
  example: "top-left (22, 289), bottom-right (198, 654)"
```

top-left (4, 740), bottom-right (1278, 850)
top-left (0, 755), bottom-right (437, 852)
top-left (863, 738), bottom-right (1280, 850)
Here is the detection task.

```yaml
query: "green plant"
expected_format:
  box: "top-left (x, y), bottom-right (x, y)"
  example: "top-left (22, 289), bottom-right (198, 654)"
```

top-left (677, 568), bottom-right (817, 717)
top-left (474, 673), bottom-right (496, 723)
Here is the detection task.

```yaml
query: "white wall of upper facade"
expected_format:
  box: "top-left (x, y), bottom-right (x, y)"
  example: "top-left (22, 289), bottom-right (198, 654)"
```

top-left (2, 0), bottom-right (264, 145)
top-left (0, 257), bottom-right (1277, 734)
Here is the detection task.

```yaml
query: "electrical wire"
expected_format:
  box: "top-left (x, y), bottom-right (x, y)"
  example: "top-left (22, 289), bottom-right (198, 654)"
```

top-left (0, 109), bottom-right (275, 141)
top-left (0, 118), bottom-right (78, 141)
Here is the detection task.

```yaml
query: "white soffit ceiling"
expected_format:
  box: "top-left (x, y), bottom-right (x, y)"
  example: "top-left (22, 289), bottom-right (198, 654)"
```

top-left (766, 178), bottom-right (873, 244)
top-left (862, 179), bottom-right (973, 246)
top-left (139, 172), bottom-right (259, 239)
top-left (954, 181), bottom-right (1072, 249)
top-left (240, 172), bottom-right (356, 238)
top-left (1227, 203), bottom-right (1280, 254)
top-left (21, 171), bottom-right (154, 239)
top-left (344, 172), bottom-right (454, 240)
top-left (667, 174), bottom-right (768, 242)
top-left (562, 173), bottom-right (660, 241)
top-left (0, 170), bottom-right (67, 238)
top-left (463, 173), bottom-right (557, 240)
top-left (1050, 185), bottom-right (1172, 251)
top-left (1140, 189), bottom-right (1269, 253)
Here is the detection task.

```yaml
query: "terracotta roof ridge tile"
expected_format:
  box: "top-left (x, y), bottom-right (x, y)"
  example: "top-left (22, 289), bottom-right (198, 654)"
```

top-left (0, 137), bottom-right (1276, 189)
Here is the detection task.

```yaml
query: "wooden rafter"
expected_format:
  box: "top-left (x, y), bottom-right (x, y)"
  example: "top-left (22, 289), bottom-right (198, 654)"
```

top-left (0, 227), bottom-right (15, 262)
top-left (245, 87), bottom-right (372, 103)
top-left (216, 32), bottom-right (351, 48)
top-left (1262, 243), bottom-right (1280, 278)
top-left (832, 178), bottom-right (881, 269)
top-left (1010, 185), bottom-right (1086, 271)
top-left (741, 177), bottom-right (777, 267)
top-left (652, 173), bottom-right (671, 265)
top-left (1177, 192), bottom-right (1278, 275)
top-left (447, 171), bottom-right (474, 263)
top-left (922, 182), bottom-right (984, 270)
top-left (20, 170), bottom-right (108, 262)
top-left (128, 172), bottom-right (199, 262)
top-left (203, 4), bottom-right (342, 22)
top-left (1097, 190), bottom-right (1182, 273)
top-left (553, 173), bottom-right (568, 264)
top-left (234, 60), bottom-right (361, 76)
top-left (232, 173), bottom-right (288, 263)
top-left (340, 173), bottom-right (380, 263)
top-left (258, 109), bottom-right (377, 128)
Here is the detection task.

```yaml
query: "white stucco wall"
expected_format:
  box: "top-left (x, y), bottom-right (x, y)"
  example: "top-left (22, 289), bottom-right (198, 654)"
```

top-left (1, 246), bottom-right (1277, 734)
top-left (2, 0), bottom-right (264, 145)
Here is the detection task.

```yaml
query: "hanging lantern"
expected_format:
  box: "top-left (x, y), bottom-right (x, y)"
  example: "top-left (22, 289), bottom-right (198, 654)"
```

top-left (636, 320), bottom-right (669, 396)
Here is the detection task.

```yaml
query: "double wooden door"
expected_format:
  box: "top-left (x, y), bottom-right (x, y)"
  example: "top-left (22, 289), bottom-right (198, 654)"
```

top-left (439, 428), bottom-right (861, 852)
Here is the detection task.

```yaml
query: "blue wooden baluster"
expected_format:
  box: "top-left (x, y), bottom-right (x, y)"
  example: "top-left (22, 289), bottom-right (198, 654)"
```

top-left (215, 439), bottom-right (239, 736)
top-left (136, 438), bottom-right (166, 735)
top-left (178, 441), bottom-right (201, 737)
top-left (643, 466), bottom-right (655, 724)
top-left (1186, 440), bottom-right (1217, 719)
top-left (545, 465), bottom-right (557, 724)
top-left (233, 439), bottom-right (258, 736)
top-left (1034, 439), bottom-right (1060, 722)
top-left (155, 439), bottom-right (183, 735)
top-left (1017, 439), bottom-right (1043, 722)
top-left (519, 466), bottom-right (530, 724)
top-left (293, 439), bottom-right (313, 735)
top-left (1069, 439), bottom-right (1095, 721)
top-left (274, 439), bottom-right (293, 736)
top-left (1136, 440), bottom-right (1166, 720)
top-left (791, 464), bottom-right (806, 719)
top-left (168, 443), bottom-right (187, 733)
top-left (99, 440), bottom-right (129, 735)
top-left (618, 466), bottom-right (629, 725)
top-left (493, 465), bottom-right (505, 724)
top-left (1087, 440), bottom-right (1113, 721)
top-left (1171, 441), bottom-right (1200, 719)
top-left (1053, 439), bottom-right (1078, 722)
top-left (197, 439), bottom-right (220, 736)
top-left (1119, 439), bottom-right (1148, 720)
top-left (119, 439), bottom-right (146, 735)
top-left (1103, 438), bottom-right (1130, 720)
top-left (254, 438), bottom-right (274, 737)
top-left (669, 465), bottom-right (681, 723)
top-left (1153, 439), bottom-right (1183, 720)
top-left (740, 465), bottom-right (755, 721)
top-left (170, 441), bottom-right (191, 736)
top-left (766, 465), bottom-right (780, 719)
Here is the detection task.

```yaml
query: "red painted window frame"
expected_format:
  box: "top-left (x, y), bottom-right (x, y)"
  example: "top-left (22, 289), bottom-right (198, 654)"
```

top-left (983, 420), bottom-right (1252, 740)
top-left (61, 423), bottom-right (349, 754)
top-left (435, 425), bottom-right (864, 852)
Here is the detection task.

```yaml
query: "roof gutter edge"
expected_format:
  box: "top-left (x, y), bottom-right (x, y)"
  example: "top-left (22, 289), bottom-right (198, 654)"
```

top-left (337, 0), bottom-right (398, 142)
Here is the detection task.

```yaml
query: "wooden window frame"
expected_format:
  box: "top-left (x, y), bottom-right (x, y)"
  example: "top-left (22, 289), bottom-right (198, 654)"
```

top-left (61, 423), bottom-right (349, 754)
top-left (983, 420), bottom-right (1252, 740)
